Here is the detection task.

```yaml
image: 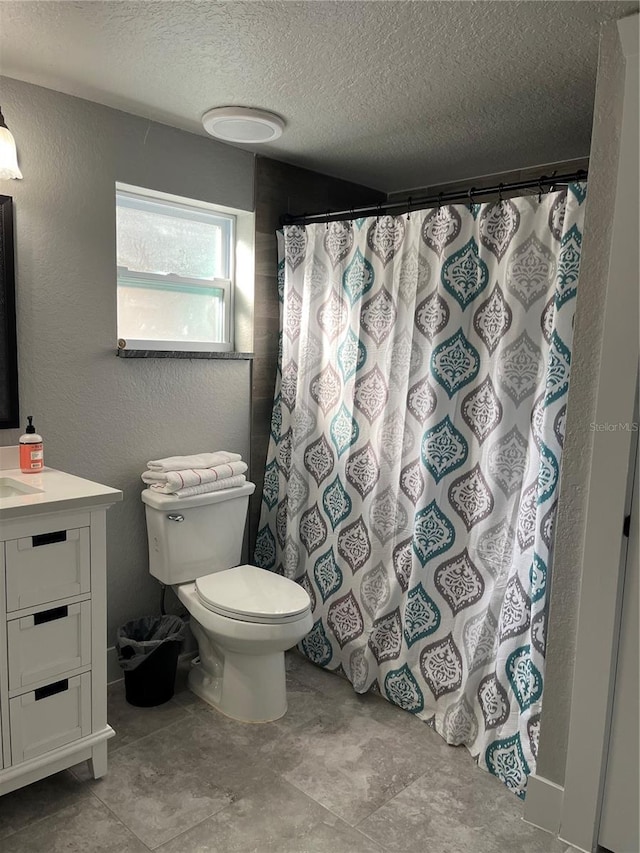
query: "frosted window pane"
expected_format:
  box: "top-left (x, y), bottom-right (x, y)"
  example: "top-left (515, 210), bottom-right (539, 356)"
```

top-left (116, 206), bottom-right (226, 279)
top-left (118, 283), bottom-right (225, 342)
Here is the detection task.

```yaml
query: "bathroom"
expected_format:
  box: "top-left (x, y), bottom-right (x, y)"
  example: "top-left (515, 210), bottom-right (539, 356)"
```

top-left (0, 1), bottom-right (637, 851)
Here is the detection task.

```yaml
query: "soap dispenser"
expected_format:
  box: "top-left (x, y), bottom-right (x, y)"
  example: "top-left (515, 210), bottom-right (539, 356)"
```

top-left (19, 416), bottom-right (44, 473)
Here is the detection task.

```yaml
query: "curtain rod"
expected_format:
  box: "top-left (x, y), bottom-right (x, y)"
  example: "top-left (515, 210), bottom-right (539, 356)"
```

top-left (281, 169), bottom-right (588, 227)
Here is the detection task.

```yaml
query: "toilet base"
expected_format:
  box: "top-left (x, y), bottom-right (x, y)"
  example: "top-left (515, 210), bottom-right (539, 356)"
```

top-left (188, 650), bottom-right (288, 723)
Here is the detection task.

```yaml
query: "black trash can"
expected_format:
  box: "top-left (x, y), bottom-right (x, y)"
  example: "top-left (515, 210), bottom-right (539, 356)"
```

top-left (116, 615), bottom-right (186, 707)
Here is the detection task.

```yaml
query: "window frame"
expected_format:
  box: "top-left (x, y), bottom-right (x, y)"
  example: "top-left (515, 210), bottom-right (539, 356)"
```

top-left (115, 185), bottom-right (237, 353)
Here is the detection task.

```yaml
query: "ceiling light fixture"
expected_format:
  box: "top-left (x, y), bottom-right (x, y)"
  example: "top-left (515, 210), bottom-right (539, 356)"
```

top-left (0, 108), bottom-right (22, 180)
top-left (202, 107), bottom-right (284, 144)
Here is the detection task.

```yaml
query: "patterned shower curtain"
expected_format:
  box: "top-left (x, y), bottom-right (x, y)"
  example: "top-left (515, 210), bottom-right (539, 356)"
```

top-left (255, 185), bottom-right (586, 798)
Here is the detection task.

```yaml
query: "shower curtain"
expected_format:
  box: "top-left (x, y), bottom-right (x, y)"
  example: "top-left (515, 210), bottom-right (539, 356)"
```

top-left (255, 185), bottom-right (586, 798)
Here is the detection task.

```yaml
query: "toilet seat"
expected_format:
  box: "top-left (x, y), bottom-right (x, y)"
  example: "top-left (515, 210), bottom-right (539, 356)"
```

top-left (195, 564), bottom-right (311, 624)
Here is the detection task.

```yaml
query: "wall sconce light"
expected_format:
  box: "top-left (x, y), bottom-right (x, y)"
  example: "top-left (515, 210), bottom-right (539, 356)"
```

top-left (0, 108), bottom-right (22, 180)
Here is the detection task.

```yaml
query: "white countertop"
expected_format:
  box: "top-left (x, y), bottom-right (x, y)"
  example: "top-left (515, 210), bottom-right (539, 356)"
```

top-left (0, 466), bottom-right (123, 521)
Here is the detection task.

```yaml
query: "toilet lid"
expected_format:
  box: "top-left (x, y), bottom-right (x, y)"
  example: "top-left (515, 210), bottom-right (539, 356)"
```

top-left (195, 565), bottom-right (311, 622)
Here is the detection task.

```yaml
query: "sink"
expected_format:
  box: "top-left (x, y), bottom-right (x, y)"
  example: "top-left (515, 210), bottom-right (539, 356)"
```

top-left (0, 477), bottom-right (44, 498)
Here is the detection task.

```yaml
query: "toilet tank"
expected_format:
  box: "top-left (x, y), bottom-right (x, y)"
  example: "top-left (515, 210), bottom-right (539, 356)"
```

top-left (141, 482), bottom-right (256, 585)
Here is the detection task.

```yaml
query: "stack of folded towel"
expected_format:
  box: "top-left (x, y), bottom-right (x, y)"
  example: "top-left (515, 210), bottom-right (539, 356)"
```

top-left (141, 451), bottom-right (247, 498)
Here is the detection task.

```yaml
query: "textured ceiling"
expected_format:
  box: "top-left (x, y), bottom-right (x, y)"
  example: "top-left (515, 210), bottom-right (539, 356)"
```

top-left (0, 1), bottom-right (637, 192)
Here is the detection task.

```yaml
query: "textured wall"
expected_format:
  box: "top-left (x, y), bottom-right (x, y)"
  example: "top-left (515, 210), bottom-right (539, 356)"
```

top-left (535, 21), bottom-right (627, 786)
top-left (249, 157), bottom-right (383, 554)
top-left (387, 158), bottom-right (590, 203)
top-left (0, 77), bottom-right (254, 644)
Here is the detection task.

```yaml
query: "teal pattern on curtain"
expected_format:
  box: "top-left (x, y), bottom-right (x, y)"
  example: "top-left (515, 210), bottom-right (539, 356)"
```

top-left (255, 186), bottom-right (587, 797)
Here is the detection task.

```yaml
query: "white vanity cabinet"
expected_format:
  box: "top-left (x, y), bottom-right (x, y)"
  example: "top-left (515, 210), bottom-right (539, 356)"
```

top-left (0, 464), bottom-right (121, 796)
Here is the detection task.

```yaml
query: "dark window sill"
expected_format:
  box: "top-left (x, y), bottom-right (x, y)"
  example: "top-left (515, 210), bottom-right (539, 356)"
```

top-left (117, 349), bottom-right (253, 360)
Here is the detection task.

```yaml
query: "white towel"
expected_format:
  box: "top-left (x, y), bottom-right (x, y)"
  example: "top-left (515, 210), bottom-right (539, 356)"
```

top-left (158, 474), bottom-right (247, 498)
top-left (142, 461), bottom-right (248, 493)
top-left (147, 451), bottom-right (241, 473)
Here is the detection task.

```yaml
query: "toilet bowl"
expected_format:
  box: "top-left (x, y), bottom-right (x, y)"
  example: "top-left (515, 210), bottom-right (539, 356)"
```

top-left (176, 566), bottom-right (312, 721)
top-left (141, 483), bottom-right (312, 723)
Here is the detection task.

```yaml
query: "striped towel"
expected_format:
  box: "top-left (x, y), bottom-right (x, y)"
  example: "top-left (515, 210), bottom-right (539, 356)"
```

top-left (142, 461), bottom-right (248, 493)
top-left (147, 451), bottom-right (241, 473)
top-left (168, 475), bottom-right (247, 499)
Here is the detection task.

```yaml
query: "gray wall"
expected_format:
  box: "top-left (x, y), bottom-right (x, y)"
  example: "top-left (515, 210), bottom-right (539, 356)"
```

top-left (536, 20), bottom-right (627, 786)
top-left (0, 77), bottom-right (254, 644)
top-left (386, 159), bottom-right (590, 204)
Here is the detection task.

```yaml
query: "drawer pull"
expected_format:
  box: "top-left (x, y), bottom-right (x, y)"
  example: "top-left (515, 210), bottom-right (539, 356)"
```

top-left (34, 679), bottom-right (69, 701)
top-left (32, 530), bottom-right (67, 547)
top-left (34, 605), bottom-right (69, 625)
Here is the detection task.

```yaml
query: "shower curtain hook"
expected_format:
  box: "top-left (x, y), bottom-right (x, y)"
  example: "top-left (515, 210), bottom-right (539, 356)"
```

top-left (325, 211), bottom-right (330, 230)
top-left (376, 202), bottom-right (381, 223)
top-left (498, 183), bottom-right (504, 204)
top-left (538, 177), bottom-right (546, 204)
top-left (549, 170), bottom-right (558, 193)
top-left (407, 196), bottom-right (412, 220)
top-left (468, 187), bottom-right (476, 212)
top-left (438, 192), bottom-right (444, 211)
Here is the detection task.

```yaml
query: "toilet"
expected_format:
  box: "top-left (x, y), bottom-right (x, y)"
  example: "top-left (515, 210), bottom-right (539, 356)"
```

top-left (141, 482), bottom-right (312, 722)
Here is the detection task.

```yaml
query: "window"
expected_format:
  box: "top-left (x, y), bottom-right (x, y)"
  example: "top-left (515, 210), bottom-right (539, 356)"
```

top-left (116, 186), bottom-right (237, 352)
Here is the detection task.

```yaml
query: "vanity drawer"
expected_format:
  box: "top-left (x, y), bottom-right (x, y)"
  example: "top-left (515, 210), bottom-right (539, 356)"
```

top-left (9, 673), bottom-right (91, 764)
top-left (7, 602), bottom-right (92, 692)
top-left (5, 528), bottom-right (91, 611)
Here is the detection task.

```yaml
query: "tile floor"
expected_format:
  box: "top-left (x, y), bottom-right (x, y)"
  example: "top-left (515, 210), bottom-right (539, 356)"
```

top-left (0, 652), bottom-right (577, 853)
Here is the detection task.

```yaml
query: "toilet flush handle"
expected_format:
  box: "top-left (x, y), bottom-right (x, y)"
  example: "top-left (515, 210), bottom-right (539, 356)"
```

top-left (166, 514), bottom-right (185, 522)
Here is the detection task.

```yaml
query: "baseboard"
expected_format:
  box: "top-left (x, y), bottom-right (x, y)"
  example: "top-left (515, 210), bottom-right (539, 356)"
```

top-left (523, 774), bottom-right (565, 836)
top-left (557, 836), bottom-right (590, 853)
top-left (107, 646), bottom-right (121, 684)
